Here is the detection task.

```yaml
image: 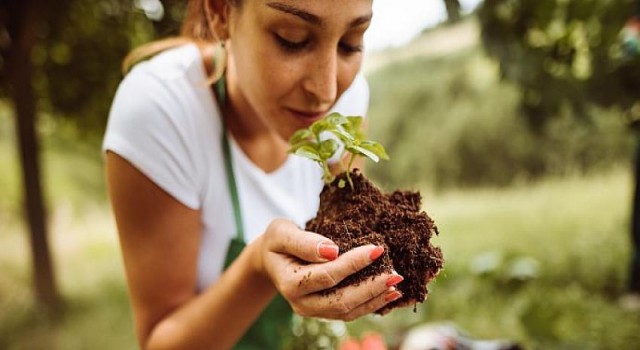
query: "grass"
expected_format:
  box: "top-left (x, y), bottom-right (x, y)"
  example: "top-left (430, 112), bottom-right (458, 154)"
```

top-left (0, 214), bottom-right (134, 348)
top-left (347, 167), bottom-right (640, 349)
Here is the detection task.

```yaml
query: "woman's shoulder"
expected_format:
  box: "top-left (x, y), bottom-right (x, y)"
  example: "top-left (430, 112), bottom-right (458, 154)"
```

top-left (104, 44), bottom-right (219, 210)
top-left (111, 43), bottom-right (216, 121)
top-left (116, 43), bottom-right (208, 107)
top-left (106, 42), bottom-right (220, 157)
top-left (128, 43), bottom-right (204, 83)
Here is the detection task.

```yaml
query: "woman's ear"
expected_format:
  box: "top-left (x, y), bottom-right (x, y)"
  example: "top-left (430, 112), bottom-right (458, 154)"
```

top-left (204, 0), bottom-right (231, 41)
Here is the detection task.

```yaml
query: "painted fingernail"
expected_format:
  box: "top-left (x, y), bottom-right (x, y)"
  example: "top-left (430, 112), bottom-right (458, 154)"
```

top-left (318, 241), bottom-right (339, 260)
top-left (369, 246), bottom-right (384, 261)
top-left (385, 290), bottom-right (402, 302)
top-left (386, 274), bottom-right (404, 287)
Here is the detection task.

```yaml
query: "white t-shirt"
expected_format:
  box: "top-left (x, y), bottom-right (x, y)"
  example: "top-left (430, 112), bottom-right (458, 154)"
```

top-left (103, 43), bottom-right (369, 291)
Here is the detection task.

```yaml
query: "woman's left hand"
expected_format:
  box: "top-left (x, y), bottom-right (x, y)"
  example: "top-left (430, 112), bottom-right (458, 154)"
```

top-left (250, 219), bottom-right (403, 321)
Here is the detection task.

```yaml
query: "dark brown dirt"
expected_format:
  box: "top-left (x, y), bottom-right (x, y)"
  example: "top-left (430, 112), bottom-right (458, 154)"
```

top-left (305, 170), bottom-right (444, 314)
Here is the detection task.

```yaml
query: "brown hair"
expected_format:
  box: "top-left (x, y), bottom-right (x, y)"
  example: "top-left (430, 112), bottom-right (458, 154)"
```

top-left (121, 0), bottom-right (239, 74)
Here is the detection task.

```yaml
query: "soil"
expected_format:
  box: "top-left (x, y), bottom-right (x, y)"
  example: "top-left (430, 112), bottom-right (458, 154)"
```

top-left (305, 170), bottom-right (444, 314)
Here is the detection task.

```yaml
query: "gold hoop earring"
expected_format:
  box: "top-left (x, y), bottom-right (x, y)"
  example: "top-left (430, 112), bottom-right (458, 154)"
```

top-left (210, 41), bottom-right (227, 83)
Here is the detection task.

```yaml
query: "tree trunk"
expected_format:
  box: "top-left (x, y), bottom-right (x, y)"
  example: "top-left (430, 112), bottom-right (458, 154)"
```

top-left (630, 132), bottom-right (640, 293)
top-left (444, 0), bottom-right (462, 24)
top-left (4, 0), bottom-right (59, 311)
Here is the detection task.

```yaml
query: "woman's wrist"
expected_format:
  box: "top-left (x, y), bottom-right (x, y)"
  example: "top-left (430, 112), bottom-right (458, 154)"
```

top-left (246, 234), bottom-right (275, 292)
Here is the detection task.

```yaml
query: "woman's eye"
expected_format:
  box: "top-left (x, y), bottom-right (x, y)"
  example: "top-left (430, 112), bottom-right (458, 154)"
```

top-left (339, 42), bottom-right (363, 54)
top-left (275, 34), bottom-right (309, 51)
top-left (273, 33), bottom-right (363, 55)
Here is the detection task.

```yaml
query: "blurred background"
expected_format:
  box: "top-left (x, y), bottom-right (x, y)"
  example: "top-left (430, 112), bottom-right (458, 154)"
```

top-left (2, 0), bottom-right (640, 349)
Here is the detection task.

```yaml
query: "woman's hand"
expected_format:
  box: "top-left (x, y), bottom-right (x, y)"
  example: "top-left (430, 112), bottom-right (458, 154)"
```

top-left (251, 218), bottom-right (404, 321)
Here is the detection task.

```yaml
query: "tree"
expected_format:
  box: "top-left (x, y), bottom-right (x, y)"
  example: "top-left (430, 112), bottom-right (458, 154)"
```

top-left (478, 0), bottom-right (640, 295)
top-left (478, 0), bottom-right (640, 130)
top-left (0, 0), bottom-right (185, 311)
top-left (1, 0), bottom-right (59, 311)
top-left (444, 0), bottom-right (463, 24)
top-left (12, 0), bottom-right (185, 138)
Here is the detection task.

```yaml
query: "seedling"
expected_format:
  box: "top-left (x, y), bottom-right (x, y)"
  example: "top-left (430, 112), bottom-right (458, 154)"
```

top-left (288, 112), bottom-right (389, 189)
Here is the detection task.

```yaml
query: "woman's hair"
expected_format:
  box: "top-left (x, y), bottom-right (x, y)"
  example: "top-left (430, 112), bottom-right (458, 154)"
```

top-left (121, 0), bottom-right (240, 74)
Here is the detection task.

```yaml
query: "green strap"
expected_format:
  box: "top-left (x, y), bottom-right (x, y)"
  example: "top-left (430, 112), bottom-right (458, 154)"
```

top-left (217, 76), bottom-right (245, 243)
top-left (215, 74), bottom-right (226, 108)
top-left (222, 131), bottom-right (245, 242)
top-left (215, 74), bottom-right (293, 350)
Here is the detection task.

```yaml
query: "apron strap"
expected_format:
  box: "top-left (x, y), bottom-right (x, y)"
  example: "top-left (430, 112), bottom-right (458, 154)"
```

top-left (215, 71), bottom-right (293, 350)
top-left (216, 76), bottom-right (245, 243)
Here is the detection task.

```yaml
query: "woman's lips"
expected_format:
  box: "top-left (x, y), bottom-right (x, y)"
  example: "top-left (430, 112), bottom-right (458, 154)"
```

top-left (288, 108), bottom-right (326, 123)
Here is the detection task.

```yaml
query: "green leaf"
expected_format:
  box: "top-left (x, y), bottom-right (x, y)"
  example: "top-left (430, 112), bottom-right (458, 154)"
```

top-left (345, 116), bottom-right (363, 132)
top-left (358, 141), bottom-right (390, 160)
top-left (347, 145), bottom-right (380, 163)
top-left (325, 112), bottom-right (348, 126)
top-left (289, 129), bottom-right (313, 146)
top-left (318, 139), bottom-right (339, 159)
top-left (344, 116), bottom-right (365, 140)
top-left (310, 120), bottom-right (331, 135)
top-left (329, 126), bottom-right (355, 144)
top-left (289, 141), bottom-right (311, 153)
top-left (293, 145), bottom-right (322, 162)
top-left (287, 112), bottom-right (390, 183)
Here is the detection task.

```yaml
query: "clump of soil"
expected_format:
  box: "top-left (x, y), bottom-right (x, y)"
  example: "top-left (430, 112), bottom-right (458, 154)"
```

top-left (305, 170), bottom-right (444, 314)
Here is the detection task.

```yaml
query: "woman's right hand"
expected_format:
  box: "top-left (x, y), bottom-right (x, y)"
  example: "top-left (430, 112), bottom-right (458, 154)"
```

top-left (251, 218), bottom-right (404, 321)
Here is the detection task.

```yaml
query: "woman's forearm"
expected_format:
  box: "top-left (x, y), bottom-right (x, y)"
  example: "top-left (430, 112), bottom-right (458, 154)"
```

top-left (144, 240), bottom-right (275, 350)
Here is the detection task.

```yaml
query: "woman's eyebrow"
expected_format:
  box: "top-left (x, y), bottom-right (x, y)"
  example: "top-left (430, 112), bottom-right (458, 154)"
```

top-left (350, 14), bottom-right (372, 28)
top-left (266, 2), bottom-right (321, 26)
top-left (266, 2), bottom-right (372, 28)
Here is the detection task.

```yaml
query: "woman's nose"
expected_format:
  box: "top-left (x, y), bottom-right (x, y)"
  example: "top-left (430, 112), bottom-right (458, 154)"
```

top-left (302, 50), bottom-right (338, 106)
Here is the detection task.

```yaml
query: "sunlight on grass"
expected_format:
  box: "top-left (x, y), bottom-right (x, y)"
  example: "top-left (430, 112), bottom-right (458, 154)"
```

top-left (0, 202), bottom-right (134, 350)
top-left (428, 167), bottom-right (632, 271)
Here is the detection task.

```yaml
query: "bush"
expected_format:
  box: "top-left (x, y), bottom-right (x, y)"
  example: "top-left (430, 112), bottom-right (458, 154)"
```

top-left (365, 47), bottom-right (634, 190)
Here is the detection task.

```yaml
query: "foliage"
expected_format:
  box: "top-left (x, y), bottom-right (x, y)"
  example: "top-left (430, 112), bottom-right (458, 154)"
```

top-left (365, 45), bottom-right (633, 190)
top-left (289, 112), bottom-right (389, 189)
top-left (477, 0), bottom-right (640, 129)
top-left (444, 0), bottom-right (463, 24)
top-left (0, 0), bottom-right (186, 138)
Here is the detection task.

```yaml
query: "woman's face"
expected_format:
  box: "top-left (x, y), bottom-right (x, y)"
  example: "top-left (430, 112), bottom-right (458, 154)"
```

top-left (225, 0), bottom-right (372, 140)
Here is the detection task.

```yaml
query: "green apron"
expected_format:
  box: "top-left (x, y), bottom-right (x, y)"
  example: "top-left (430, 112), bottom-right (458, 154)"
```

top-left (217, 77), bottom-right (293, 350)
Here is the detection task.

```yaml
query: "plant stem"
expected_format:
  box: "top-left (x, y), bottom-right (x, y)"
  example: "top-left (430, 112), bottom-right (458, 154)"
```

top-left (322, 162), bottom-right (333, 184)
top-left (346, 154), bottom-right (356, 190)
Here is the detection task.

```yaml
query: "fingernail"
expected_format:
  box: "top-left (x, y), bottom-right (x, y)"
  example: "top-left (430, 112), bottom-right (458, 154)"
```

top-left (317, 241), bottom-right (339, 260)
top-left (385, 290), bottom-right (402, 302)
top-left (369, 246), bottom-right (384, 261)
top-left (386, 274), bottom-right (404, 287)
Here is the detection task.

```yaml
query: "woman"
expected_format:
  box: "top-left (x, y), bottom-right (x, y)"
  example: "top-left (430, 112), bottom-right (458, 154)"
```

top-left (103, 0), bottom-right (404, 349)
